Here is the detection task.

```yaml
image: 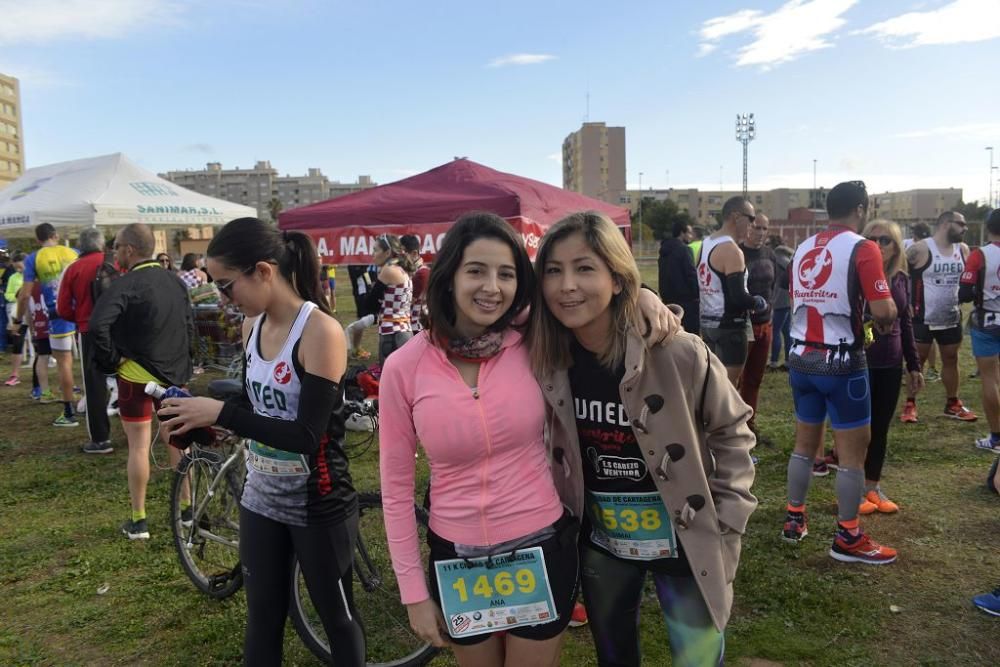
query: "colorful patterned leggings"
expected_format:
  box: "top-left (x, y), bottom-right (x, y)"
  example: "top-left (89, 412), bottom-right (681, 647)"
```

top-left (580, 543), bottom-right (724, 667)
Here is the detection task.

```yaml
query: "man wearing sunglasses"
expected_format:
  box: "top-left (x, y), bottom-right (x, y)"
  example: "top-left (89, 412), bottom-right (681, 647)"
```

top-left (900, 211), bottom-right (975, 423)
top-left (783, 180), bottom-right (899, 565)
top-left (90, 223), bottom-right (194, 540)
top-left (739, 213), bottom-right (779, 444)
top-left (697, 196), bottom-right (767, 385)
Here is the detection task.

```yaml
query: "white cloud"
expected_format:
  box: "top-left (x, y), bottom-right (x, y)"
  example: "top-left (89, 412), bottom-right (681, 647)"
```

top-left (0, 0), bottom-right (183, 47)
top-left (857, 0), bottom-right (1000, 47)
top-left (487, 53), bottom-right (556, 68)
top-left (892, 122), bottom-right (1000, 140)
top-left (696, 0), bottom-right (858, 70)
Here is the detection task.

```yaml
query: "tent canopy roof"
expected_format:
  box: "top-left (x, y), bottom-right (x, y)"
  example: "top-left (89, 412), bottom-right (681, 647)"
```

top-left (0, 152), bottom-right (256, 232)
top-left (279, 158), bottom-right (630, 230)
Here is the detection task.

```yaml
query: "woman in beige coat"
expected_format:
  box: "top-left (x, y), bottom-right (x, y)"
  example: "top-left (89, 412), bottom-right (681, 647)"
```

top-left (531, 211), bottom-right (758, 667)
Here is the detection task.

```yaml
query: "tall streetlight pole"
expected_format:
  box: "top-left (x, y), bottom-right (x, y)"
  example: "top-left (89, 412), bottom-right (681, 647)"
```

top-left (813, 159), bottom-right (817, 190)
top-left (638, 171), bottom-right (644, 253)
top-left (735, 113), bottom-right (756, 196)
top-left (987, 147), bottom-right (995, 209)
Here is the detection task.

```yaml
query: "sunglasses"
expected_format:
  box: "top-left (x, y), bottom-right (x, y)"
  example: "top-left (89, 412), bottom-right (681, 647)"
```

top-left (740, 212), bottom-right (757, 223)
top-left (867, 235), bottom-right (894, 247)
top-left (215, 267), bottom-right (256, 299)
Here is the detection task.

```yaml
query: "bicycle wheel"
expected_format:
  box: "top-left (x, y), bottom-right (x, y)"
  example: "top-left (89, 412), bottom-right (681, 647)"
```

top-left (171, 448), bottom-right (244, 600)
top-left (289, 492), bottom-right (438, 667)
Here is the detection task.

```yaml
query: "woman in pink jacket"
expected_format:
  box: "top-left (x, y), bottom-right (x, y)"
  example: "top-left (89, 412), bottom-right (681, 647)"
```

top-left (379, 212), bottom-right (676, 667)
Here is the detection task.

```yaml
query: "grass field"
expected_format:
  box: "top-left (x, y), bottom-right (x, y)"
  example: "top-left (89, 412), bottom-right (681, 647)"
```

top-left (1, 262), bottom-right (999, 666)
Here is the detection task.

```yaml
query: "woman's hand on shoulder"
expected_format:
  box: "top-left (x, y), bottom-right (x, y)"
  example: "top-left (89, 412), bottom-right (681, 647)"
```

top-left (299, 309), bottom-right (347, 382)
top-left (637, 288), bottom-right (682, 346)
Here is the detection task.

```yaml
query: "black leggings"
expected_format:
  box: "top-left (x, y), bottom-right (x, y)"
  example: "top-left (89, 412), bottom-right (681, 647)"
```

top-left (239, 506), bottom-right (364, 667)
top-left (865, 366), bottom-right (903, 482)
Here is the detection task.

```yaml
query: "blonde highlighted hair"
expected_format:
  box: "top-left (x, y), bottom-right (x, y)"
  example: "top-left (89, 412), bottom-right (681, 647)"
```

top-left (861, 219), bottom-right (907, 278)
top-left (530, 211), bottom-right (641, 378)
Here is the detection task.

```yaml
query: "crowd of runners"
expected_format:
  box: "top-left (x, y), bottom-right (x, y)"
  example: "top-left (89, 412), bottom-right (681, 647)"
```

top-left (1, 179), bottom-right (998, 665)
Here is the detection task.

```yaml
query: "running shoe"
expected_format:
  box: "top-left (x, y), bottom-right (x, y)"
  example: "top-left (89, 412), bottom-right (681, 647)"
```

top-left (81, 441), bottom-right (113, 455)
top-left (52, 414), bottom-right (79, 427)
top-left (38, 390), bottom-right (57, 404)
top-left (924, 367), bottom-right (940, 382)
top-left (864, 489), bottom-right (899, 513)
top-left (4, 374), bottom-right (19, 386)
top-left (351, 348), bottom-right (372, 361)
top-left (823, 448), bottom-right (839, 466)
top-left (30, 386), bottom-right (41, 400)
top-left (569, 601), bottom-right (588, 627)
top-left (781, 511), bottom-right (808, 543)
top-left (900, 401), bottom-right (918, 423)
top-left (812, 460), bottom-right (830, 477)
top-left (944, 400), bottom-right (977, 422)
top-left (829, 530), bottom-right (897, 565)
top-left (974, 436), bottom-right (1000, 454)
top-left (858, 496), bottom-right (878, 515)
top-left (973, 588), bottom-right (1000, 617)
top-left (121, 518), bottom-right (150, 540)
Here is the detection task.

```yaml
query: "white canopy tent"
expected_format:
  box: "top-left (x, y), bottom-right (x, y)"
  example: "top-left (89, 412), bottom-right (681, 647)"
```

top-left (0, 152), bottom-right (256, 235)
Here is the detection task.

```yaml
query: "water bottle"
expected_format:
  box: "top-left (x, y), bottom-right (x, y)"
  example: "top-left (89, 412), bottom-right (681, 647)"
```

top-left (145, 382), bottom-right (216, 447)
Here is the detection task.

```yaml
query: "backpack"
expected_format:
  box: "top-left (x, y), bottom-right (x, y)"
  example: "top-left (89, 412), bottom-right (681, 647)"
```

top-left (91, 252), bottom-right (120, 304)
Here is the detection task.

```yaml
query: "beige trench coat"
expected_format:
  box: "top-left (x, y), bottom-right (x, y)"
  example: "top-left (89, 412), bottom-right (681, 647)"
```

top-left (539, 330), bottom-right (758, 631)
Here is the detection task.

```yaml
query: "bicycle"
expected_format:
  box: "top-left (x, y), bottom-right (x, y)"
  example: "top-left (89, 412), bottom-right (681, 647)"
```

top-left (169, 380), bottom-right (437, 666)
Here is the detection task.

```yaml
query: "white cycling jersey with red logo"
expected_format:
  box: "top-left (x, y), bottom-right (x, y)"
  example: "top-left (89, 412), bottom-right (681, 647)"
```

top-left (697, 234), bottom-right (746, 327)
top-left (789, 229), bottom-right (866, 351)
top-left (966, 242), bottom-right (1000, 330)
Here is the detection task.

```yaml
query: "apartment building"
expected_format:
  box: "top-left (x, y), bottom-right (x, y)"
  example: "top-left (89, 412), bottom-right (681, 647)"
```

top-left (162, 161), bottom-right (375, 220)
top-left (624, 187), bottom-right (828, 228)
top-left (0, 73), bottom-right (24, 190)
top-left (562, 122), bottom-right (626, 204)
top-left (869, 188), bottom-right (962, 225)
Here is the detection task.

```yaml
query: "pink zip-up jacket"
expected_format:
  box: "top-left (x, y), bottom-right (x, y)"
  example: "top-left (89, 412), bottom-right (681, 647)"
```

top-left (379, 329), bottom-right (564, 604)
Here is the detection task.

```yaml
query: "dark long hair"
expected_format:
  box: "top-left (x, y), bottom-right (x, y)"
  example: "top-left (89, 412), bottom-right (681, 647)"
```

top-left (207, 218), bottom-right (330, 315)
top-left (424, 211), bottom-right (535, 342)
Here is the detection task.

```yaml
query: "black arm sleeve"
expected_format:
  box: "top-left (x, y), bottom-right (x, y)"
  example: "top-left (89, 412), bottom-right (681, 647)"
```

top-left (216, 372), bottom-right (342, 455)
top-left (958, 282), bottom-right (976, 304)
top-left (361, 279), bottom-right (387, 318)
top-left (89, 285), bottom-right (128, 374)
top-left (724, 272), bottom-right (758, 310)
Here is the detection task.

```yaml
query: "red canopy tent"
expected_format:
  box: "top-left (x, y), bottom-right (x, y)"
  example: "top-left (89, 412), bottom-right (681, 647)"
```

top-left (278, 158), bottom-right (631, 263)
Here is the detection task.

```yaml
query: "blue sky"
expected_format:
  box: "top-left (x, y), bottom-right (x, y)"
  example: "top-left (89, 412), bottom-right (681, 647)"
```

top-left (3, 0), bottom-right (1000, 203)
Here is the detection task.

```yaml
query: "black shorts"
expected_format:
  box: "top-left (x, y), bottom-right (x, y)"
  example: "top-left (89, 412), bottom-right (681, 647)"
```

top-left (426, 511), bottom-right (580, 645)
top-left (702, 326), bottom-right (749, 366)
top-left (912, 320), bottom-right (962, 346)
top-left (32, 337), bottom-right (52, 356)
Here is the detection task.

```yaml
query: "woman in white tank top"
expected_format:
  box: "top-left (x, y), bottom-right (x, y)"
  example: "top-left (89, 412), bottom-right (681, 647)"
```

top-left (158, 217), bottom-right (365, 666)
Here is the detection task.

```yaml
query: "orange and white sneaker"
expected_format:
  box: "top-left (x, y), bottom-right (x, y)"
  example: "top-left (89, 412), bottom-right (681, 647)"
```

top-left (944, 400), bottom-right (977, 422)
top-left (899, 400), bottom-right (918, 423)
top-left (569, 601), bottom-right (588, 627)
top-left (865, 489), bottom-right (899, 513)
top-left (829, 530), bottom-right (898, 565)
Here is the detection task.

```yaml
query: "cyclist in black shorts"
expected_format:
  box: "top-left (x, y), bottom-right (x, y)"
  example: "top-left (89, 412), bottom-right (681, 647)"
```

top-left (159, 218), bottom-right (364, 667)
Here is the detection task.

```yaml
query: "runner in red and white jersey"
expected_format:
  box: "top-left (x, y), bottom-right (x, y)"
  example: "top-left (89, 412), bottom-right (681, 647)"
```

top-left (782, 181), bottom-right (900, 565)
top-left (959, 209), bottom-right (1000, 453)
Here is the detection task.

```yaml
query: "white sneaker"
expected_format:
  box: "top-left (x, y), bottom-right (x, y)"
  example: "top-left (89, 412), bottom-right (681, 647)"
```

top-left (975, 436), bottom-right (1000, 454)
